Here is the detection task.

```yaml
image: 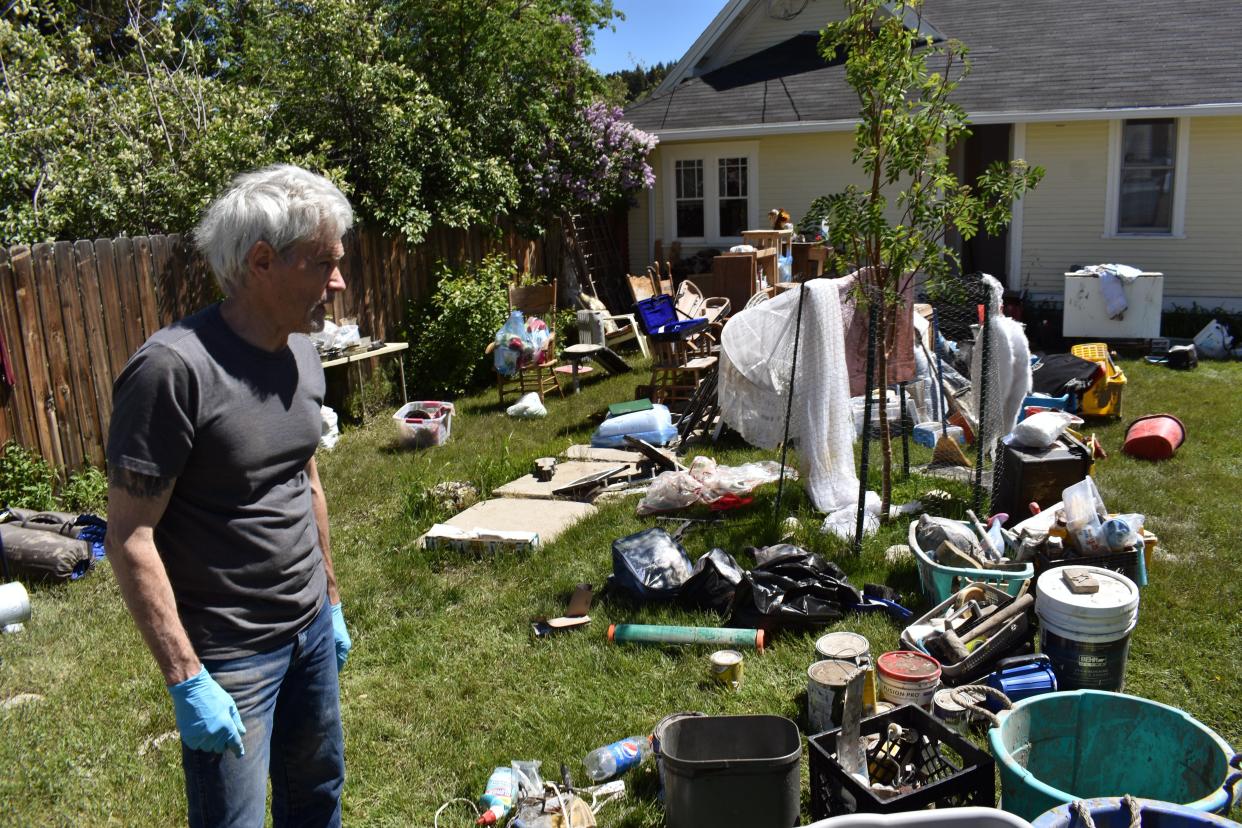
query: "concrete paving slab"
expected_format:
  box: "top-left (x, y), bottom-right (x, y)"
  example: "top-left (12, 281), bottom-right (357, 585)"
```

top-left (494, 460), bottom-right (632, 500)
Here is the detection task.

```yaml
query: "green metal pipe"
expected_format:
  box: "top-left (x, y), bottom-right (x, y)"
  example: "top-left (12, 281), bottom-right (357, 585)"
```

top-left (607, 623), bottom-right (765, 652)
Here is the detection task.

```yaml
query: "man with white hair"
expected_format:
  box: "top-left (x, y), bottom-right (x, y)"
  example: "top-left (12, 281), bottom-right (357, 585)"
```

top-left (106, 165), bottom-right (354, 827)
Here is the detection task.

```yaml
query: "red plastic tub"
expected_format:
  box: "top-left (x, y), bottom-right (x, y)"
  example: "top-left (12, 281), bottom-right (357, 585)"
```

top-left (1123, 414), bottom-right (1186, 460)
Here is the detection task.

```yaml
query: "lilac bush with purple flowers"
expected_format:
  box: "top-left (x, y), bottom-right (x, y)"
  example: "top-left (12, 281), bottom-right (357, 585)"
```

top-left (521, 15), bottom-right (658, 217)
top-left (529, 101), bottom-right (657, 213)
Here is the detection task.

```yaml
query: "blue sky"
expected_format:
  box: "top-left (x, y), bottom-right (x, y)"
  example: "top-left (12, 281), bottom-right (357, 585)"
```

top-left (587, 1), bottom-right (723, 74)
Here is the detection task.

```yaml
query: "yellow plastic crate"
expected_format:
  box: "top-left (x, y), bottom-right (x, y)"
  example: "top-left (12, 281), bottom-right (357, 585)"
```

top-left (1070, 342), bottom-right (1126, 417)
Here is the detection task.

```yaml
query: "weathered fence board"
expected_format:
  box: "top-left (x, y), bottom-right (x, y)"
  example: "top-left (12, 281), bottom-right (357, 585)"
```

top-left (74, 240), bottom-right (116, 452)
top-left (0, 248), bottom-right (25, 448)
top-left (0, 224), bottom-right (543, 471)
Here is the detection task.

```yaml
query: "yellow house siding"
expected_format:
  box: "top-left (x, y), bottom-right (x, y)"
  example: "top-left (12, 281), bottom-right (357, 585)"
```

top-left (640, 132), bottom-right (910, 260)
top-left (710, 0), bottom-right (846, 68)
top-left (1180, 116), bottom-right (1242, 300)
top-left (627, 185), bottom-right (649, 274)
top-left (1019, 117), bottom-right (1242, 301)
top-left (758, 131), bottom-right (888, 230)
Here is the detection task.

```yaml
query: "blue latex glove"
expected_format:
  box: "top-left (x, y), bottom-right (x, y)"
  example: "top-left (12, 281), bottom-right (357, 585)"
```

top-left (167, 665), bottom-right (246, 757)
top-left (330, 602), bottom-right (351, 672)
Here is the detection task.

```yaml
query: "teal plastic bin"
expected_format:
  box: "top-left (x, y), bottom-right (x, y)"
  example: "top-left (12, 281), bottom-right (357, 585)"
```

top-left (988, 690), bottom-right (1238, 821)
top-left (908, 520), bottom-right (1033, 605)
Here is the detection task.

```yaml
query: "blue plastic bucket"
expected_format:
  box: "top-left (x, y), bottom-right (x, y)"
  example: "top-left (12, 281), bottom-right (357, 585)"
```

top-left (989, 691), bottom-right (1237, 821)
top-left (1032, 797), bottom-right (1242, 827)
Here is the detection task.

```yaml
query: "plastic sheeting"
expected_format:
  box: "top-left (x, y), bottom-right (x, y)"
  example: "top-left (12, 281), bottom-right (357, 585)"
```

top-left (718, 280), bottom-right (859, 513)
top-left (969, 274), bottom-right (1032, 460)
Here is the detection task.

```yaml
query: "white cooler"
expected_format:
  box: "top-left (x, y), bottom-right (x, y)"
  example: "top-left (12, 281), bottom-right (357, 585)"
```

top-left (1062, 271), bottom-right (1163, 339)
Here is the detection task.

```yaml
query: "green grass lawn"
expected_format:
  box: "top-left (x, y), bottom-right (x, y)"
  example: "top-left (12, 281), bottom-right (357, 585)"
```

top-left (2, 357), bottom-right (1240, 826)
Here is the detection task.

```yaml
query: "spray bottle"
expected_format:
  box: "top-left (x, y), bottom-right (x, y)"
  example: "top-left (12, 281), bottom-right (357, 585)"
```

top-left (476, 766), bottom-right (515, 826)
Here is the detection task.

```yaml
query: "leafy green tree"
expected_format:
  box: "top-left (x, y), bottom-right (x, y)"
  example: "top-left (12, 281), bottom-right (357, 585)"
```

top-left (604, 60), bottom-right (671, 104)
top-left (817, 0), bottom-right (1044, 514)
top-left (0, 2), bottom-right (295, 242)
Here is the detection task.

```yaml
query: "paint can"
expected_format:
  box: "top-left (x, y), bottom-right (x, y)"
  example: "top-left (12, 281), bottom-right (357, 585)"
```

top-left (0, 581), bottom-right (31, 630)
top-left (1036, 565), bottom-right (1139, 691)
top-left (814, 631), bottom-right (871, 665)
top-left (876, 650), bottom-right (942, 710)
top-left (807, 659), bottom-right (860, 733)
top-left (815, 632), bottom-right (877, 713)
top-left (708, 649), bottom-right (744, 689)
top-left (933, 687), bottom-right (985, 733)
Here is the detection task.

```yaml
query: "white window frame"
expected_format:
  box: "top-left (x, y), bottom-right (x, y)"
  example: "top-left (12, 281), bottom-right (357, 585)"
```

top-left (662, 141), bottom-right (759, 245)
top-left (1104, 117), bottom-right (1189, 238)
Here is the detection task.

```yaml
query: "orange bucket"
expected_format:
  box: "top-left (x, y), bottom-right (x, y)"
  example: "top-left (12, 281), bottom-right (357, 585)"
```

top-left (1123, 414), bottom-right (1186, 460)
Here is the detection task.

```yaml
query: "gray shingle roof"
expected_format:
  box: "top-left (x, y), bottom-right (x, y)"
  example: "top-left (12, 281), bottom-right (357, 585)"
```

top-left (625, 0), bottom-right (1242, 133)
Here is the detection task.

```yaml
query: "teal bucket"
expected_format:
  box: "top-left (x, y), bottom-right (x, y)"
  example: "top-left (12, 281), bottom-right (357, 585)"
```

top-left (1032, 797), bottom-right (1242, 827)
top-left (988, 690), bottom-right (1237, 821)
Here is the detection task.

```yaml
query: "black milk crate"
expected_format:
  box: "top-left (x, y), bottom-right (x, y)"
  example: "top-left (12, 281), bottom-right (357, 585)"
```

top-left (808, 703), bottom-right (995, 819)
top-left (1033, 546), bottom-right (1143, 585)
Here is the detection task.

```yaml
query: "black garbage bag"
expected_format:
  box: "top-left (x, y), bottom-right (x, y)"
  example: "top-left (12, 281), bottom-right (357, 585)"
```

top-left (680, 548), bottom-right (746, 615)
top-left (608, 527), bottom-right (694, 601)
top-left (729, 545), bottom-right (862, 632)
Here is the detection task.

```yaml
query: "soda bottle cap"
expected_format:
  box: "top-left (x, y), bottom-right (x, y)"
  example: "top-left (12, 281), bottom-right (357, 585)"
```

top-left (476, 810), bottom-right (498, 826)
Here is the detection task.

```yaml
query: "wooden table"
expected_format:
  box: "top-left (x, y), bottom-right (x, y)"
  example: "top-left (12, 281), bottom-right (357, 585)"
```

top-left (742, 228), bottom-right (794, 258)
top-left (321, 341), bottom-right (409, 402)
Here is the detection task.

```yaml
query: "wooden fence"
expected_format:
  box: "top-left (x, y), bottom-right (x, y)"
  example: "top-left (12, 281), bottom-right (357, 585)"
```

top-left (0, 225), bottom-right (542, 472)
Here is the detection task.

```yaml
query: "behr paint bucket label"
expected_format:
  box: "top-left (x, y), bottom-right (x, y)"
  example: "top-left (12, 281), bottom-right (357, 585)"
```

top-left (1040, 627), bottom-right (1134, 691)
top-left (709, 649), bottom-right (744, 689)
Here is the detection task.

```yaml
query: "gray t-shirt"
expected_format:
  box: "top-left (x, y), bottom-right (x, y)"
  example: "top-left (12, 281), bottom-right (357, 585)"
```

top-left (107, 303), bottom-right (327, 659)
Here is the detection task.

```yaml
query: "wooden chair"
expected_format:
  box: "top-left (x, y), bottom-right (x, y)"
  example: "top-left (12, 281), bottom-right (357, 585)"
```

top-left (487, 282), bottom-right (563, 405)
top-left (626, 272), bottom-right (659, 305)
top-left (647, 261), bottom-right (674, 297)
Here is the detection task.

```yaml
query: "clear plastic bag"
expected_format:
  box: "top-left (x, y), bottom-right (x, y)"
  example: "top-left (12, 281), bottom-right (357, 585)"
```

top-left (636, 471), bottom-right (704, 516)
top-left (1103, 513), bottom-right (1144, 551)
top-left (1063, 476), bottom-right (1109, 554)
top-left (493, 310), bottom-right (527, 376)
top-left (635, 458), bottom-right (792, 516)
top-left (1009, 410), bottom-right (1082, 448)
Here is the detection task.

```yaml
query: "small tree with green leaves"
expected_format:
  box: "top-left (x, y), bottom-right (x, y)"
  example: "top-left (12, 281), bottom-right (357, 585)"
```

top-left (818, 0), bottom-right (1044, 516)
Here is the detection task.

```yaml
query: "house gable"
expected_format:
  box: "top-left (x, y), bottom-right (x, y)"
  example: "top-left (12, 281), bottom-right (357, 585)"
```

top-left (632, 0), bottom-right (1242, 137)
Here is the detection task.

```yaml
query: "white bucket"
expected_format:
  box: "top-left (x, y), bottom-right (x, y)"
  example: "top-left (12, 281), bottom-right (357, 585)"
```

top-left (1036, 565), bottom-right (1139, 691)
top-left (0, 581), bottom-right (31, 627)
top-left (807, 659), bottom-right (859, 733)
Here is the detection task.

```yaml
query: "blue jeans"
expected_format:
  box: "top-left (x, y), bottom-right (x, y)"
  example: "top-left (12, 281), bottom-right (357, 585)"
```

top-left (182, 598), bottom-right (344, 828)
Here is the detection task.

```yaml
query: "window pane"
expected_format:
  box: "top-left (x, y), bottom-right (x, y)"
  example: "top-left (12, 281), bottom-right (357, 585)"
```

top-left (675, 160), bottom-right (702, 199)
top-left (718, 157), bottom-right (748, 198)
top-left (719, 198), bottom-right (747, 237)
top-left (1119, 169), bottom-right (1173, 231)
top-left (677, 201), bottom-right (704, 237)
top-left (1123, 120), bottom-right (1176, 166)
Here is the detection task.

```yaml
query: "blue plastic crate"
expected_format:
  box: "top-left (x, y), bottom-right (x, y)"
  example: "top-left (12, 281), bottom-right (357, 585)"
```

top-left (633, 295), bottom-right (708, 341)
